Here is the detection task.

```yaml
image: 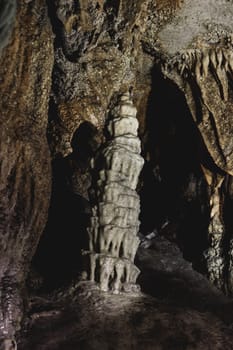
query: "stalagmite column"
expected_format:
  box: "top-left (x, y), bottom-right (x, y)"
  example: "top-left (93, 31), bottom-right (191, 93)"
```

top-left (203, 172), bottom-right (225, 290)
top-left (82, 92), bottom-right (144, 293)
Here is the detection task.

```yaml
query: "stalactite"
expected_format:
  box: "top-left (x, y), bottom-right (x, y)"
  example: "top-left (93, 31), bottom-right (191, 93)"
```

top-left (164, 47), bottom-right (233, 102)
top-left (82, 92), bottom-right (144, 293)
top-left (161, 44), bottom-right (233, 292)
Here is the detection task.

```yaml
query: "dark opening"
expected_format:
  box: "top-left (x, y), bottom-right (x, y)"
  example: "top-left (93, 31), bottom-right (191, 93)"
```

top-left (139, 66), bottom-right (210, 270)
top-left (33, 122), bottom-right (98, 291)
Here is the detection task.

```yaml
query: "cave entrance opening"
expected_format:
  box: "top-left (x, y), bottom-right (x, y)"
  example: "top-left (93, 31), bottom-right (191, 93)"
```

top-left (139, 66), bottom-right (209, 272)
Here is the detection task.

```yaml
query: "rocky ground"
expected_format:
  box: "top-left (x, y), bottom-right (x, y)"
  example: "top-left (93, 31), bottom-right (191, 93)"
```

top-left (18, 235), bottom-right (233, 350)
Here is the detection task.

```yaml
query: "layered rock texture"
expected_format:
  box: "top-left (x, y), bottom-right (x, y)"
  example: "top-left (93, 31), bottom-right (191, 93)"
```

top-left (1, 0), bottom-right (233, 348)
top-left (0, 0), bottom-right (53, 346)
top-left (47, 0), bottom-right (150, 158)
top-left (153, 0), bottom-right (233, 294)
top-left (82, 93), bottom-right (144, 293)
top-left (0, 0), bottom-right (16, 52)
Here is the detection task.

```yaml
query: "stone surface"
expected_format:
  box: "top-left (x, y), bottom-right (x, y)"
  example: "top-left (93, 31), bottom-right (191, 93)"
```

top-left (0, 0), bottom-right (53, 345)
top-left (48, 0), bottom-right (150, 158)
top-left (146, 0), bottom-right (233, 294)
top-left (1, 0), bottom-right (233, 347)
top-left (19, 236), bottom-right (233, 349)
top-left (82, 93), bottom-right (144, 293)
top-left (0, 0), bottom-right (16, 52)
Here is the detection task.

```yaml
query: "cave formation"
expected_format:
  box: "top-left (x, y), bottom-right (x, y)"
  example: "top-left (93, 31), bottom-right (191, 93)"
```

top-left (81, 92), bottom-right (144, 293)
top-left (1, 0), bottom-right (233, 349)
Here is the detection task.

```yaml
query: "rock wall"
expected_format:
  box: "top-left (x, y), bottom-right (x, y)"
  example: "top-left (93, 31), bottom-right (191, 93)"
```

top-left (148, 0), bottom-right (233, 294)
top-left (1, 0), bottom-right (233, 346)
top-left (47, 0), bottom-right (151, 158)
top-left (0, 0), bottom-right (53, 345)
top-left (0, 0), bottom-right (16, 52)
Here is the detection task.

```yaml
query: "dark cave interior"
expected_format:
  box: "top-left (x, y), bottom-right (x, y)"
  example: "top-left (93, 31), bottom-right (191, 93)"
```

top-left (23, 65), bottom-right (233, 349)
top-left (33, 122), bottom-right (98, 291)
top-left (140, 67), bottom-right (210, 271)
top-left (33, 67), bottom-right (214, 293)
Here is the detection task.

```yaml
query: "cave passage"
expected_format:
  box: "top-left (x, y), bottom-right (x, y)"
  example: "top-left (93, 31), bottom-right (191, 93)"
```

top-left (139, 67), bottom-right (210, 271)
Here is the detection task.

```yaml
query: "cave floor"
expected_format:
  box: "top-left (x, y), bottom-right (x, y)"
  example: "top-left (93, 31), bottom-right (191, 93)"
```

top-left (19, 237), bottom-right (233, 350)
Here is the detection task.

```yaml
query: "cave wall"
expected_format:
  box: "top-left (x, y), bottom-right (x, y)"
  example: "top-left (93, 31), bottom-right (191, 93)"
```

top-left (1, 0), bottom-right (233, 345)
top-left (47, 0), bottom-right (152, 158)
top-left (152, 0), bottom-right (233, 294)
top-left (0, 0), bottom-right (54, 343)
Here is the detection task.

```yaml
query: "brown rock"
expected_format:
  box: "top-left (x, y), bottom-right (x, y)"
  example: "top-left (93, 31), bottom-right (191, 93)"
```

top-left (0, 0), bottom-right (53, 342)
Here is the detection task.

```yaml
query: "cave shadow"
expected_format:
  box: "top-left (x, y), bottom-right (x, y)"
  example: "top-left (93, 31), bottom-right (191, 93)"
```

top-left (33, 122), bottom-right (99, 291)
top-left (139, 65), bottom-right (210, 270)
top-left (136, 242), bottom-right (233, 325)
top-left (20, 258), bottom-right (233, 350)
top-left (137, 266), bottom-right (233, 325)
top-left (137, 65), bottom-right (233, 321)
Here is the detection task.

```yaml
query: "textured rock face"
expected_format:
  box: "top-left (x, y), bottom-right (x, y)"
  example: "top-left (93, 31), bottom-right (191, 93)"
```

top-left (2, 0), bottom-right (233, 347)
top-left (161, 47), bottom-right (233, 174)
top-left (147, 0), bottom-right (233, 293)
top-left (20, 237), bottom-right (233, 350)
top-left (0, 0), bottom-right (16, 52)
top-left (0, 0), bottom-right (53, 345)
top-left (0, 1), bottom-right (151, 341)
top-left (47, 0), bottom-right (150, 158)
top-left (82, 93), bottom-right (144, 293)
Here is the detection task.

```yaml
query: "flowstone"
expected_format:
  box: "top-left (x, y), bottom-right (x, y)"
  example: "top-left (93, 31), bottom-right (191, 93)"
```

top-left (82, 93), bottom-right (144, 293)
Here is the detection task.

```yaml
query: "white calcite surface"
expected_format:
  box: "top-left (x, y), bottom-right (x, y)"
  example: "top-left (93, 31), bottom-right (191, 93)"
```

top-left (82, 92), bottom-right (144, 293)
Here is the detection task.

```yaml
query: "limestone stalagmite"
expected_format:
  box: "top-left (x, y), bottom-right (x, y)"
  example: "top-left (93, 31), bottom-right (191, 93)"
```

top-left (82, 93), bottom-right (144, 293)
